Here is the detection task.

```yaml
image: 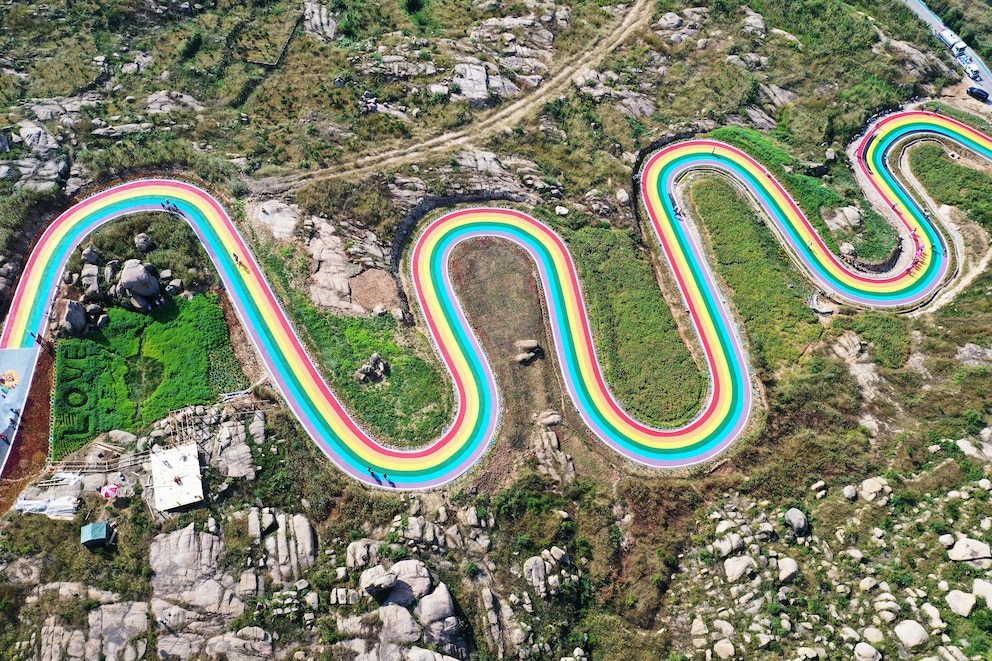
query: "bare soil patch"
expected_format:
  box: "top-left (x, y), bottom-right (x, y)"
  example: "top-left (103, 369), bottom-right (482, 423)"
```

top-left (0, 348), bottom-right (54, 514)
top-left (217, 286), bottom-right (267, 384)
top-left (448, 238), bottom-right (563, 494)
top-left (350, 269), bottom-right (402, 311)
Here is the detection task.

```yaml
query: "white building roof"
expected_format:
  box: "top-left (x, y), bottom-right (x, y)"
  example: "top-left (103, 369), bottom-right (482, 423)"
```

top-left (150, 443), bottom-right (203, 511)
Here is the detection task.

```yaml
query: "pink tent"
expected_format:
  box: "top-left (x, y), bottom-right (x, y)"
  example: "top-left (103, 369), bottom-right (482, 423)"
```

top-left (100, 484), bottom-right (119, 498)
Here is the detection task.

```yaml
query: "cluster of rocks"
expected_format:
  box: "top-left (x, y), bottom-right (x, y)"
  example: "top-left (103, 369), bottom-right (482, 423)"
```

top-left (28, 509), bottom-right (290, 660)
top-left (14, 404), bottom-right (596, 661)
top-left (653, 6), bottom-right (710, 46)
top-left (501, 544), bottom-right (582, 658)
top-left (315, 556), bottom-right (467, 660)
top-left (340, 493), bottom-right (590, 659)
top-left (531, 426), bottom-right (575, 484)
top-left (956, 343), bottom-right (992, 368)
top-left (303, 0), bottom-right (338, 41)
top-left (360, 90), bottom-right (417, 121)
top-left (667, 455), bottom-right (992, 660)
top-left (521, 546), bottom-right (574, 598)
top-left (56, 239), bottom-right (191, 335)
top-left (355, 352), bottom-right (391, 383)
top-left (576, 187), bottom-right (627, 218)
top-left (38, 602), bottom-right (149, 660)
top-left (200, 411), bottom-right (265, 480)
top-left (347, 512), bottom-right (582, 661)
top-left (0, 120), bottom-right (77, 193)
top-left (246, 506), bottom-right (318, 586)
top-left (871, 30), bottom-right (953, 82)
top-left (7, 75), bottom-right (211, 195)
top-left (344, 0), bottom-right (569, 108)
top-left (823, 205), bottom-right (865, 235)
top-left (351, 34), bottom-right (438, 81)
top-left (246, 198), bottom-right (405, 317)
top-left (573, 67), bottom-right (658, 118)
top-left (446, 0), bottom-right (570, 105)
top-left (145, 90), bottom-right (204, 115)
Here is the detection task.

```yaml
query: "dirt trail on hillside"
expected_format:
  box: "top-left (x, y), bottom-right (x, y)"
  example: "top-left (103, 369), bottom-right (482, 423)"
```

top-left (248, 0), bottom-right (654, 195)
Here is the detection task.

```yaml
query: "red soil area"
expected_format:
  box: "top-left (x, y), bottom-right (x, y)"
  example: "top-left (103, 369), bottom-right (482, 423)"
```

top-left (0, 347), bottom-right (54, 513)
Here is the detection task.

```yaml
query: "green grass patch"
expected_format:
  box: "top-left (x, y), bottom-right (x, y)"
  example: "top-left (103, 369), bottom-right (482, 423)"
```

top-left (259, 244), bottom-right (452, 447)
top-left (710, 126), bottom-right (844, 254)
top-left (295, 175), bottom-right (398, 239)
top-left (52, 294), bottom-right (247, 460)
top-left (561, 226), bottom-right (706, 428)
top-left (924, 102), bottom-right (992, 135)
top-left (78, 133), bottom-right (247, 197)
top-left (0, 186), bottom-right (60, 255)
top-left (832, 312), bottom-right (911, 369)
top-left (909, 143), bottom-right (992, 232)
top-left (687, 177), bottom-right (822, 373)
top-left (851, 204), bottom-right (900, 263)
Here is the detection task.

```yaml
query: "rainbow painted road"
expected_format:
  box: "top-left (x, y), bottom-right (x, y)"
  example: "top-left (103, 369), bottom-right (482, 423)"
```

top-left (1, 110), bottom-right (989, 488)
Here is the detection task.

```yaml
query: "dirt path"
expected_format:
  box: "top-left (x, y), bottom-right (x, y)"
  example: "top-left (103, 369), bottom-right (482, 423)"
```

top-left (248, 0), bottom-right (654, 195)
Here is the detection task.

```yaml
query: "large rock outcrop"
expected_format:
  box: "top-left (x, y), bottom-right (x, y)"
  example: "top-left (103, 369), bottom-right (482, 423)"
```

top-left (247, 508), bottom-right (317, 586)
top-left (116, 259), bottom-right (160, 303)
top-left (149, 523), bottom-right (255, 616)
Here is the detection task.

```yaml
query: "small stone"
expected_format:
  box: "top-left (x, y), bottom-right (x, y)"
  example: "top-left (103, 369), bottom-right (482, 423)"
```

top-left (859, 577), bottom-right (878, 592)
top-left (854, 642), bottom-right (881, 661)
top-left (713, 639), bottom-right (736, 659)
top-left (893, 620), bottom-right (928, 649)
top-left (134, 233), bottom-right (154, 251)
top-left (724, 556), bottom-right (756, 583)
top-left (863, 627), bottom-right (884, 643)
top-left (81, 246), bottom-right (100, 264)
top-left (973, 578), bottom-right (992, 605)
top-left (860, 478), bottom-right (884, 501)
top-left (948, 538), bottom-right (992, 568)
top-left (843, 485), bottom-right (858, 500)
top-left (784, 508), bottom-right (808, 535)
top-left (946, 590), bottom-right (976, 617)
top-left (778, 557), bottom-right (799, 584)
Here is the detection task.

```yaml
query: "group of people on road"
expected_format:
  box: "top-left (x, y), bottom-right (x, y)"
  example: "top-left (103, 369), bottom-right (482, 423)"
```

top-left (367, 466), bottom-right (390, 483)
top-left (160, 200), bottom-right (184, 217)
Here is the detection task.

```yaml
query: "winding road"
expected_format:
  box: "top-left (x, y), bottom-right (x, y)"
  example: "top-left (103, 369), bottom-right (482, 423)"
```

top-left (0, 110), bottom-right (988, 489)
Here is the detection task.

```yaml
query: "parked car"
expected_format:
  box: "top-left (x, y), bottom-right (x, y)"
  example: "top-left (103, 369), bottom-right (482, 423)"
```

top-left (966, 63), bottom-right (982, 80)
top-left (967, 87), bottom-right (989, 102)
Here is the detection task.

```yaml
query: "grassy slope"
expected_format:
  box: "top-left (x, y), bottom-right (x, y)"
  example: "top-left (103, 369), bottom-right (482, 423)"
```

top-left (686, 177), bottom-right (822, 373)
top-left (562, 226), bottom-right (706, 428)
top-left (258, 241), bottom-right (453, 448)
top-left (910, 143), bottom-right (992, 232)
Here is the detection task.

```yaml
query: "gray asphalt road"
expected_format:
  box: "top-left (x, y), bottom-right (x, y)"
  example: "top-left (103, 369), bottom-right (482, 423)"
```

top-left (900, 0), bottom-right (992, 97)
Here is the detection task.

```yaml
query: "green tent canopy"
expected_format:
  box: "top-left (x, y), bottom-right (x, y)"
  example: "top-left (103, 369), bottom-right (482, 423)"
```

top-left (80, 522), bottom-right (110, 550)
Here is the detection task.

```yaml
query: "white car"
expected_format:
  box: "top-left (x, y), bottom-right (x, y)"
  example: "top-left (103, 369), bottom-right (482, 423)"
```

top-left (966, 63), bottom-right (982, 80)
